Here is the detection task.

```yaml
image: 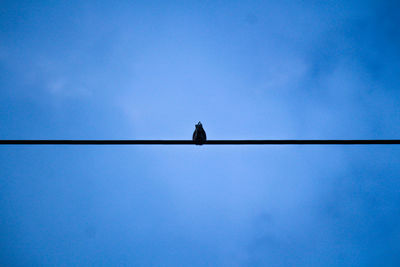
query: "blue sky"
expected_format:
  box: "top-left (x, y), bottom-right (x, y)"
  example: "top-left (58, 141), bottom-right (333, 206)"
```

top-left (1, 0), bottom-right (400, 266)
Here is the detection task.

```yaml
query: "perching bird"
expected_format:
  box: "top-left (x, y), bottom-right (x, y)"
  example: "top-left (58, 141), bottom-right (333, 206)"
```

top-left (193, 121), bottom-right (207, 145)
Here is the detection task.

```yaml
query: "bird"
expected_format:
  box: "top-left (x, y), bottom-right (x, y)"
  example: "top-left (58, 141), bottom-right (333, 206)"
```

top-left (193, 121), bottom-right (207, 145)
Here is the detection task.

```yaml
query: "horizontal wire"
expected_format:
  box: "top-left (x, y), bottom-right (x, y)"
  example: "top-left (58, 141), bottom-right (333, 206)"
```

top-left (0, 140), bottom-right (400, 145)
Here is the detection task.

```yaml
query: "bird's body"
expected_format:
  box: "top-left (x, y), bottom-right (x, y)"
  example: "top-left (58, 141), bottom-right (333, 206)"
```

top-left (193, 122), bottom-right (207, 145)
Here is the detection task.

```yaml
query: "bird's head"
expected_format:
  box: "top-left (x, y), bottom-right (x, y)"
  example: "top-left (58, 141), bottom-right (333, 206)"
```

top-left (196, 121), bottom-right (203, 129)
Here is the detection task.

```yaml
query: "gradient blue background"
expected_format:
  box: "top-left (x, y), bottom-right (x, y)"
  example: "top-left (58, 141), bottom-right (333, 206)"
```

top-left (1, 1), bottom-right (400, 266)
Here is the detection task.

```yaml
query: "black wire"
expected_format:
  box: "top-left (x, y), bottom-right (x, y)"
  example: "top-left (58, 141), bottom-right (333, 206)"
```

top-left (0, 140), bottom-right (400, 145)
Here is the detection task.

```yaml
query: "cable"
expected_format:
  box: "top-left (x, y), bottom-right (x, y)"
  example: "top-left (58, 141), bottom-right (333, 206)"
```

top-left (0, 140), bottom-right (400, 145)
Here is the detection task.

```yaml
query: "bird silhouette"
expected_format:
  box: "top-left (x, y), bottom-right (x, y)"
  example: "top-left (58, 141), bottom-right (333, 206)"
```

top-left (193, 121), bottom-right (207, 145)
